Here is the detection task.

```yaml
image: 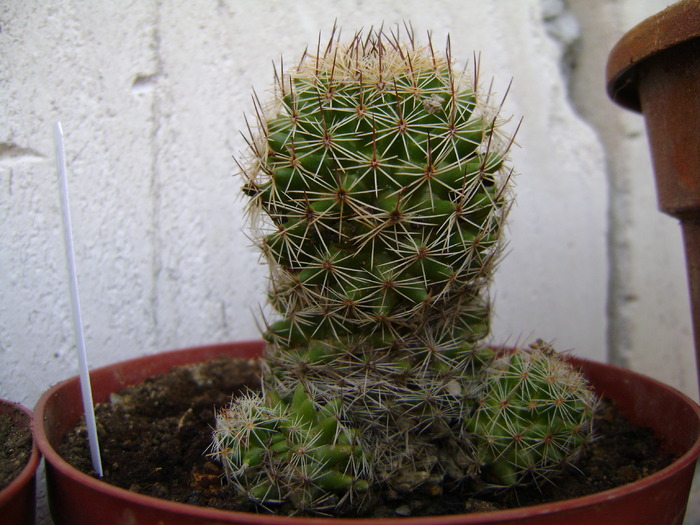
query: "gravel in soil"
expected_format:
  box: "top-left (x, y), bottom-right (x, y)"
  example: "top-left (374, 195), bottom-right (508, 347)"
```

top-left (0, 406), bottom-right (33, 491)
top-left (58, 356), bottom-right (676, 518)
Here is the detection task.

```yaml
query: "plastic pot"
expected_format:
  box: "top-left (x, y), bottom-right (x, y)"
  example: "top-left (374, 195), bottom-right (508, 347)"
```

top-left (606, 0), bottom-right (700, 380)
top-left (0, 398), bottom-right (41, 525)
top-left (35, 340), bottom-right (700, 524)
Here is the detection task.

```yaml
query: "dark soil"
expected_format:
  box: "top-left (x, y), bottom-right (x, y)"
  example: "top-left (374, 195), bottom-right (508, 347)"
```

top-left (0, 406), bottom-right (33, 491)
top-left (59, 356), bottom-right (676, 518)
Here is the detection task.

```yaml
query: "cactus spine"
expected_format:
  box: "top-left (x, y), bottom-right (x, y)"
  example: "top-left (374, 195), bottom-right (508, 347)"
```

top-left (212, 25), bottom-right (597, 515)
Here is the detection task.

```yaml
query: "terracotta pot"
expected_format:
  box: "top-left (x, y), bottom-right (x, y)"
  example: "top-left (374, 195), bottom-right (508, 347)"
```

top-left (606, 0), bottom-right (700, 380)
top-left (35, 340), bottom-right (700, 525)
top-left (0, 398), bottom-right (41, 525)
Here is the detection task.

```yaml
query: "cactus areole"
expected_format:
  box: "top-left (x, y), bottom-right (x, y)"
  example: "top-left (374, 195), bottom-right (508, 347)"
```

top-left (213, 26), bottom-right (598, 516)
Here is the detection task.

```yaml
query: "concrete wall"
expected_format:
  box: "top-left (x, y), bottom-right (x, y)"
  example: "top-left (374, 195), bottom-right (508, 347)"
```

top-left (1, 1), bottom-right (696, 523)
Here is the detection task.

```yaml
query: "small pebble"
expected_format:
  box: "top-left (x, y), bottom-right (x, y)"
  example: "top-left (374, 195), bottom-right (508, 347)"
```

top-left (395, 504), bottom-right (411, 517)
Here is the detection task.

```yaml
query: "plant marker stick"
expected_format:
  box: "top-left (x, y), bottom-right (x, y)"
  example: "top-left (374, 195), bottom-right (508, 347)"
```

top-left (54, 122), bottom-right (104, 478)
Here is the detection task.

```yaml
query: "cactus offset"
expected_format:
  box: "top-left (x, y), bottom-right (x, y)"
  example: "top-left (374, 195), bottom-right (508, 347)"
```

top-left (467, 341), bottom-right (598, 487)
top-left (212, 384), bottom-right (368, 513)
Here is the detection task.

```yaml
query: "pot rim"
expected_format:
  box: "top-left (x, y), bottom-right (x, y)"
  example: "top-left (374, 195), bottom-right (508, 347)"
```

top-left (0, 398), bottom-right (41, 507)
top-left (606, 0), bottom-right (700, 112)
top-left (34, 341), bottom-right (700, 524)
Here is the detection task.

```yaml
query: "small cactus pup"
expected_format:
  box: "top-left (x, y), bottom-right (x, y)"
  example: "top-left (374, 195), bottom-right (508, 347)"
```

top-left (212, 384), bottom-right (369, 513)
top-left (467, 340), bottom-right (598, 488)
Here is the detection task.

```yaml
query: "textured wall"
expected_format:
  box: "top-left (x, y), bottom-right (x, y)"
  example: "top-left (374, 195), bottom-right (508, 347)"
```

top-left (0, 0), bottom-right (613, 410)
top-left (0, 0), bottom-right (696, 522)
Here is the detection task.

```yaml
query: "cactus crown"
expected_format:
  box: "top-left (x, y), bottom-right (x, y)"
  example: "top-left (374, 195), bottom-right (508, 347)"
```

top-left (242, 25), bottom-right (513, 354)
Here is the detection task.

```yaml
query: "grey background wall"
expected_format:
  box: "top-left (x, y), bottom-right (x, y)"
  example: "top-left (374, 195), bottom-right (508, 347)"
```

top-left (1, 1), bottom-right (696, 523)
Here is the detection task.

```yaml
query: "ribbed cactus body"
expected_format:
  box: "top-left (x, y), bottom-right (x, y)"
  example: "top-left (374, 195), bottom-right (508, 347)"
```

top-left (467, 341), bottom-right (598, 487)
top-left (248, 37), bottom-right (508, 350)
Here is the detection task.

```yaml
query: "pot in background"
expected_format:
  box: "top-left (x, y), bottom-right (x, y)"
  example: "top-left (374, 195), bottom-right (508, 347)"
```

top-left (0, 398), bottom-right (41, 525)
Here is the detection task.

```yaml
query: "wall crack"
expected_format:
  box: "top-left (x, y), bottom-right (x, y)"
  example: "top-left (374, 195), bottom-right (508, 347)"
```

top-left (148, 0), bottom-right (165, 345)
top-left (0, 142), bottom-right (46, 166)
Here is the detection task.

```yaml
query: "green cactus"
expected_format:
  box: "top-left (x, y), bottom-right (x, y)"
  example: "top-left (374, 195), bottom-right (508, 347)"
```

top-left (241, 25), bottom-right (512, 484)
top-left (212, 384), bottom-right (369, 513)
top-left (467, 341), bottom-right (598, 487)
top-left (242, 25), bottom-right (510, 346)
top-left (213, 25), bottom-right (598, 515)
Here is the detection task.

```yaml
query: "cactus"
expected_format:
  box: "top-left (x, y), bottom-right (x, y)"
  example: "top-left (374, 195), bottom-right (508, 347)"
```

top-left (212, 384), bottom-right (369, 513)
top-left (242, 24), bottom-right (510, 352)
top-left (212, 24), bottom-right (598, 515)
top-left (467, 341), bottom-right (598, 487)
top-left (245, 23), bottom-right (511, 471)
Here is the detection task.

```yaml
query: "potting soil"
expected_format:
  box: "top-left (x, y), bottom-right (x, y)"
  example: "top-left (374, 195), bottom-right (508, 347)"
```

top-left (58, 356), bottom-right (675, 518)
